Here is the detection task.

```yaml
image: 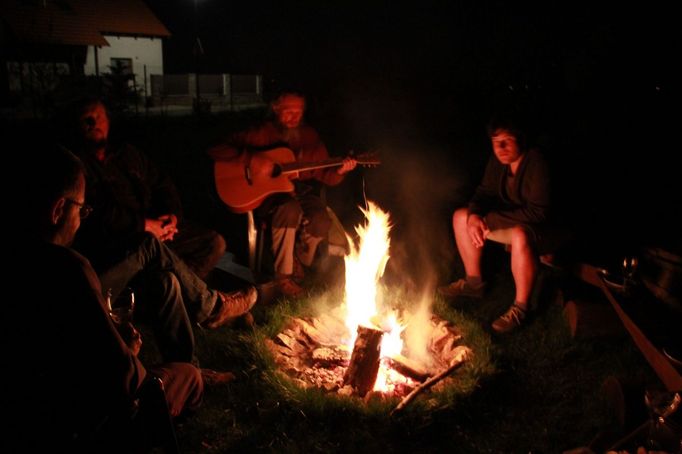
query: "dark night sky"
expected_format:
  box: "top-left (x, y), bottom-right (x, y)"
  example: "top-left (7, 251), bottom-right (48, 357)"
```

top-left (144, 1), bottom-right (681, 261)
top-left (145, 1), bottom-right (676, 92)
top-left (144, 1), bottom-right (679, 144)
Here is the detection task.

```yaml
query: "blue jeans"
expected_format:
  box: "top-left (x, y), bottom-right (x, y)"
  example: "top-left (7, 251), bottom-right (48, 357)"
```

top-left (99, 234), bottom-right (218, 363)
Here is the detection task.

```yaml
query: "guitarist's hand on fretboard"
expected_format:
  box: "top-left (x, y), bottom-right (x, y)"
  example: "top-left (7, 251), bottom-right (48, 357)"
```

top-left (336, 157), bottom-right (358, 175)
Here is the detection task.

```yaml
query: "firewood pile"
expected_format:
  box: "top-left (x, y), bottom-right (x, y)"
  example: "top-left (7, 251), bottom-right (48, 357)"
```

top-left (265, 309), bottom-right (472, 400)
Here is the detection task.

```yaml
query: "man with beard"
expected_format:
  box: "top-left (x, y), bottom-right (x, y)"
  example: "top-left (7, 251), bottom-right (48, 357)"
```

top-left (62, 97), bottom-right (257, 369)
top-left (208, 92), bottom-right (358, 297)
top-left (68, 98), bottom-right (224, 280)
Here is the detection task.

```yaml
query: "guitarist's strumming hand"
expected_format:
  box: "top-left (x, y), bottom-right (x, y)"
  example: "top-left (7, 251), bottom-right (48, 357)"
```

top-left (336, 157), bottom-right (358, 175)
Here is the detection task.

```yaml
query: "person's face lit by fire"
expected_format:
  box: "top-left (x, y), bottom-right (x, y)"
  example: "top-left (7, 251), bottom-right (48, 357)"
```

top-left (273, 94), bottom-right (305, 129)
top-left (491, 129), bottom-right (523, 166)
top-left (79, 102), bottom-right (110, 145)
top-left (55, 173), bottom-right (87, 247)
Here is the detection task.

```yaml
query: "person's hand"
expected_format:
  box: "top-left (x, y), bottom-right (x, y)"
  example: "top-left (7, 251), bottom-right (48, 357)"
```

top-left (145, 214), bottom-right (179, 242)
top-left (157, 214), bottom-right (179, 241)
top-left (466, 214), bottom-right (488, 248)
top-left (336, 157), bottom-right (358, 175)
top-left (117, 321), bottom-right (143, 356)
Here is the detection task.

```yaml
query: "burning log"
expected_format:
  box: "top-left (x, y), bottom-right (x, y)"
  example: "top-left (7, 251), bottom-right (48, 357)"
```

top-left (386, 354), bottom-right (432, 382)
top-left (391, 346), bottom-right (471, 416)
top-left (343, 326), bottom-right (384, 396)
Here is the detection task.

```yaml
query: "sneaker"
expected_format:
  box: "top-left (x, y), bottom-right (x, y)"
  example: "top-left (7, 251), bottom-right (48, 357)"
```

top-left (203, 287), bottom-right (258, 329)
top-left (278, 278), bottom-right (304, 298)
top-left (437, 278), bottom-right (485, 298)
top-left (491, 304), bottom-right (527, 333)
top-left (201, 368), bottom-right (236, 386)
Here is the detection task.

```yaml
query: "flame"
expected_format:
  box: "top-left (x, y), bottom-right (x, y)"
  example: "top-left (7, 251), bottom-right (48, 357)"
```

top-left (342, 201), bottom-right (406, 392)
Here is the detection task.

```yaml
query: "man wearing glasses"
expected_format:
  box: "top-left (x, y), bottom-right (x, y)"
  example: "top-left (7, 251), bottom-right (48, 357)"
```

top-left (5, 145), bottom-right (203, 451)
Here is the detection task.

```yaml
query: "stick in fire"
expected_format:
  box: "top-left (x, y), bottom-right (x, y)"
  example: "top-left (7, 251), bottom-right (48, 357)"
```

top-left (390, 346), bottom-right (472, 416)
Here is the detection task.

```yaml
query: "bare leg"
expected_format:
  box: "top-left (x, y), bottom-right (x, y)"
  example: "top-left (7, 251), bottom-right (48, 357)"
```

top-left (453, 208), bottom-right (483, 277)
top-left (509, 226), bottom-right (537, 307)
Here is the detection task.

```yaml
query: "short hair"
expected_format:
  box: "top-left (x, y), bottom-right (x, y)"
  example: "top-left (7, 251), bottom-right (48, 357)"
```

top-left (486, 113), bottom-right (528, 150)
top-left (28, 144), bottom-right (85, 210)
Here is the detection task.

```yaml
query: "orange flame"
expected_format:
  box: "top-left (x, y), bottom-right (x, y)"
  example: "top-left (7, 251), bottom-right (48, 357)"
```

top-left (342, 201), bottom-right (406, 391)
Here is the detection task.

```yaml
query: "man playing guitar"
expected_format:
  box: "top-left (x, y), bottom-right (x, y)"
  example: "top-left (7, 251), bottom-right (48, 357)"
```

top-left (209, 92), bottom-right (357, 297)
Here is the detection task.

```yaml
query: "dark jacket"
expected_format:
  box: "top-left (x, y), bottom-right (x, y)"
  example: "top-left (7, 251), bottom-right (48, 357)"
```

top-left (73, 143), bottom-right (182, 269)
top-left (4, 241), bottom-right (145, 451)
top-left (468, 148), bottom-right (551, 231)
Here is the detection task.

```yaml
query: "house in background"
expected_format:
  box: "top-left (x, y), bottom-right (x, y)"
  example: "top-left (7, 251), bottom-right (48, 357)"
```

top-left (0, 0), bottom-right (170, 112)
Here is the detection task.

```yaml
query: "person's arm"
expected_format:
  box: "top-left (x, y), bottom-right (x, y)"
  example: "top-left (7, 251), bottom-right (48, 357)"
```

top-left (72, 250), bottom-right (147, 402)
top-left (468, 155), bottom-right (501, 217)
top-left (135, 145), bottom-right (182, 241)
top-left (144, 151), bottom-right (183, 220)
top-left (207, 128), bottom-right (261, 162)
top-left (298, 127), bottom-right (347, 186)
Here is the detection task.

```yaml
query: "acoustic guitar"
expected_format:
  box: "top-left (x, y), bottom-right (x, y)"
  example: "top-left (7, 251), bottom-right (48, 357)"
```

top-left (214, 147), bottom-right (380, 213)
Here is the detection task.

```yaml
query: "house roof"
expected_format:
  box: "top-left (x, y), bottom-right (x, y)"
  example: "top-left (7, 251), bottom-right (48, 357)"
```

top-left (0, 0), bottom-right (171, 47)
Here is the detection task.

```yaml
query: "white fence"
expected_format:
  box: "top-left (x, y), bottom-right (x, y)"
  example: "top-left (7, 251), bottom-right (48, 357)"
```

top-left (150, 73), bottom-right (264, 111)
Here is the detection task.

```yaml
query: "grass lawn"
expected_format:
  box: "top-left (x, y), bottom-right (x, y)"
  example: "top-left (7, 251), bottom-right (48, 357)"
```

top-left (141, 266), bottom-right (652, 453)
top-left (109, 111), bottom-right (659, 453)
top-left (8, 110), bottom-right (661, 453)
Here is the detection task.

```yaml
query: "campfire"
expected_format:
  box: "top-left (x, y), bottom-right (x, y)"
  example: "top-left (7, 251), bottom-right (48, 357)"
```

top-left (266, 202), bottom-right (472, 409)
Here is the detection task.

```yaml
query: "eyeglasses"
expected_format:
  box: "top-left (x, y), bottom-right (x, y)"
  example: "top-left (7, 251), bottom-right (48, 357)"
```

top-left (66, 198), bottom-right (93, 219)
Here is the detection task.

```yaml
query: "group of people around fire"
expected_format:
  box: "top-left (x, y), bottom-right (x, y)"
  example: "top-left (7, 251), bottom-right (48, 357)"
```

top-left (5, 88), bottom-right (562, 451)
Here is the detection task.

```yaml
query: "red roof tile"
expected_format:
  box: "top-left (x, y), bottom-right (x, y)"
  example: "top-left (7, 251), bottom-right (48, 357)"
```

top-left (0, 0), bottom-right (170, 46)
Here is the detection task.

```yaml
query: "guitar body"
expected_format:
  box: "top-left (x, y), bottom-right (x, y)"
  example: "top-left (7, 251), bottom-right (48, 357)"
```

top-left (214, 147), bottom-right (296, 213)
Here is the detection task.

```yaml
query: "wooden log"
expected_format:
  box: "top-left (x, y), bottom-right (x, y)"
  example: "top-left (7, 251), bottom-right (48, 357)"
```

top-left (386, 354), bottom-right (431, 382)
top-left (343, 326), bottom-right (384, 397)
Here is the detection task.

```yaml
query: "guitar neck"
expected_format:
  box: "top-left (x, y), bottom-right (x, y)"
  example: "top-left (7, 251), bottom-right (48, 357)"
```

top-left (280, 158), bottom-right (345, 175)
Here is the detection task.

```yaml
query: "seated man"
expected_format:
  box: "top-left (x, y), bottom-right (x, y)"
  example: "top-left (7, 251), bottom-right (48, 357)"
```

top-left (209, 91), bottom-right (357, 297)
top-left (438, 114), bottom-right (561, 333)
top-left (66, 97), bottom-right (225, 280)
top-left (4, 145), bottom-right (203, 452)
top-left (63, 98), bottom-right (256, 364)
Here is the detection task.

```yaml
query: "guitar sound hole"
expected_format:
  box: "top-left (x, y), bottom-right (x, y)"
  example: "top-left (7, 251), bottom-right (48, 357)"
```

top-left (272, 164), bottom-right (283, 177)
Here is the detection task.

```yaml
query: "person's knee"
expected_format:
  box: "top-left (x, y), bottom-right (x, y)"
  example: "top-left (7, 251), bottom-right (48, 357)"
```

top-left (212, 232), bottom-right (227, 257)
top-left (138, 232), bottom-right (166, 257)
top-left (273, 200), bottom-right (303, 227)
top-left (510, 226), bottom-right (533, 251)
top-left (163, 270), bottom-right (182, 292)
top-left (149, 271), bottom-right (182, 303)
top-left (305, 210), bottom-right (332, 238)
top-left (453, 208), bottom-right (468, 229)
